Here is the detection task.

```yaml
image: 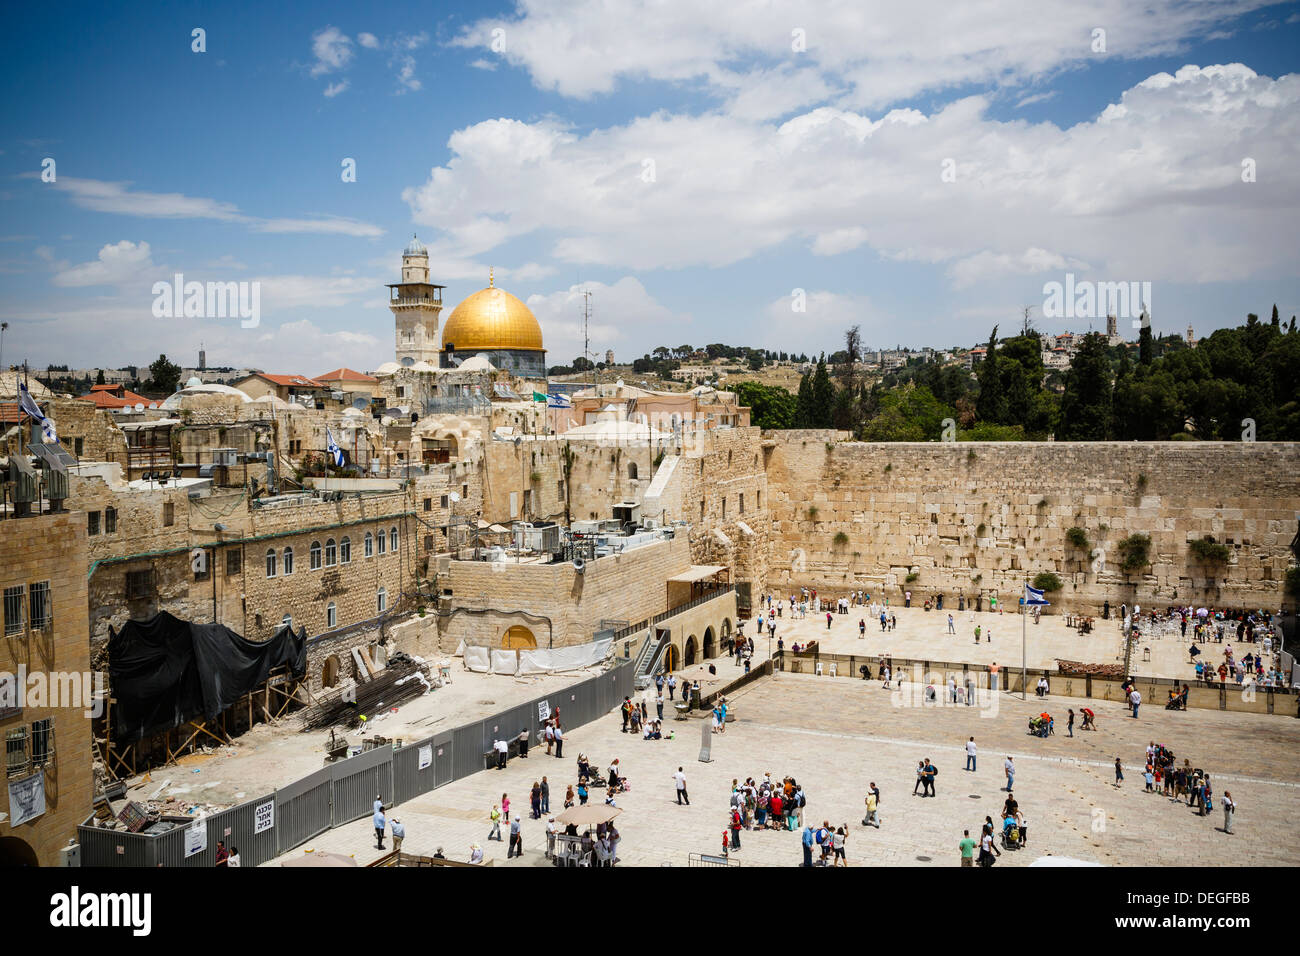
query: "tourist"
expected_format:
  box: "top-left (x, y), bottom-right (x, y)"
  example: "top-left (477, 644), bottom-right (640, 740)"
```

top-left (863, 788), bottom-right (880, 828)
top-left (989, 662), bottom-right (1000, 691)
top-left (801, 823), bottom-right (815, 866)
top-left (1222, 791), bottom-right (1236, 834)
top-left (923, 758), bottom-right (938, 797)
top-left (541, 776), bottom-right (550, 813)
top-left (978, 824), bottom-right (1000, 867)
top-left (215, 841), bottom-right (229, 867)
top-left (730, 806), bottom-right (742, 850)
top-left (959, 829), bottom-right (976, 867)
top-left (1004, 756), bottom-right (1015, 792)
top-left (530, 781), bottom-right (542, 819)
top-left (965, 736), bottom-right (977, 772)
top-left (507, 816), bottom-right (522, 858)
top-left (655, 692), bottom-right (664, 720)
top-left (667, 674), bottom-right (677, 700)
top-left (833, 825), bottom-right (848, 866)
top-left (948, 613), bottom-right (955, 635)
top-left (577, 782), bottom-right (589, 806)
top-left (1066, 708), bottom-right (1075, 737)
top-left (518, 726), bottom-right (530, 758)
top-left (373, 807), bottom-right (387, 850)
top-left (226, 846), bottom-right (241, 867)
top-left (495, 737), bottom-right (508, 769)
top-left (913, 759), bottom-right (926, 796)
top-left (1144, 766), bottom-right (1155, 792)
top-left (674, 766), bottom-right (690, 805)
top-left (390, 817), bottom-right (404, 854)
top-left (489, 803), bottom-right (502, 840)
top-left (501, 793), bottom-right (511, 821)
top-left (827, 610), bottom-right (834, 630)
top-left (545, 817), bottom-right (557, 859)
top-left (1129, 686), bottom-right (1142, 719)
top-left (468, 843), bottom-right (484, 864)
top-left (974, 624), bottom-right (981, 644)
top-left (564, 784), bottom-right (574, 809)
top-left (553, 722), bottom-right (564, 758)
top-left (544, 721), bottom-right (555, 755)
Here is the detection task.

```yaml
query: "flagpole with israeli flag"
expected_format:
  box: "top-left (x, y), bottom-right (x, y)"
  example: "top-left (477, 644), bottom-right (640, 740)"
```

top-left (326, 426), bottom-right (344, 495)
top-left (1022, 578), bottom-right (1051, 700)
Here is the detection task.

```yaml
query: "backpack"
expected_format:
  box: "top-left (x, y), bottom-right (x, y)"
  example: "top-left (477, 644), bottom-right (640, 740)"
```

top-left (929, 765), bottom-right (938, 777)
top-left (796, 791), bottom-right (806, 808)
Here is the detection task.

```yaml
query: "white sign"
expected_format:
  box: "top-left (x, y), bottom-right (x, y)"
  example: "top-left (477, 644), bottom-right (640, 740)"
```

top-left (184, 819), bottom-right (208, 858)
top-left (8, 771), bottom-right (46, 826)
top-left (537, 700), bottom-right (551, 723)
top-left (254, 800), bottom-right (275, 834)
top-left (418, 744), bottom-right (433, 771)
top-left (191, 548), bottom-right (207, 574)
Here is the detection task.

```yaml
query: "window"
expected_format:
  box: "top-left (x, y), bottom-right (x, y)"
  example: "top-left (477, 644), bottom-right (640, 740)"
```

top-left (4, 585), bottom-right (25, 636)
top-left (557, 481), bottom-right (564, 500)
top-left (5, 727), bottom-right (27, 778)
top-left (377, 530), bottom-right (386, 556)
top-left (462, 484), bottom-right (468, 499)
top-left (389, 527), bottom-right (398, 552)
top-left (628, 462), bottom-right (638, 480)
top-left (440, 495), bottom-right (449, 509)
top-left (364, 532), bottom-right (374, 558)
top-left (87, 511), bottom-right (100, 536)
top-left (423, 498), bottom-right (432, 512)
top-left (700, 500), bottom-right (705, 521)
top-left (126, 569), bottom-right (154, 600)
top-left (396, 385), bottom-right (406, 398)
top-left (377, 588), bottom-right (387, 614)
top-left (310, 541), bottom-right (322, 570)
top-left (28, 582), bottom-right (51, 631)
top-left (324, 538), bottom-right (337, 567)
top-left (282, 547), bottom-right (294, 575)
top-left (424, 534), bottom-right (434, 552)
top-left (722, 497), bottom-right (727, 519)
top-left (326, 602), bottom-right (337, 628)
top-left (30, 718), bottom-right (54, 767)
top-left (757, 490), bottom-right (761, 509)
top-left (105, 506), bottom-right (117, 533)
top-left (340, 536), bottom-right (351, 564)
top-left (226, 549), bottom-right (242, 577)
top-left (74, 437), bottom-right (84, 457)
top-left (163, 502), bottom-right (175, 526)
top-left (739, 493), bottom-right (744, 514)
top-left (266, 549), bottom-right (277, 577)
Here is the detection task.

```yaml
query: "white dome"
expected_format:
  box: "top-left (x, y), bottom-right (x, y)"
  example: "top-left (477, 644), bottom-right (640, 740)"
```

top-left (186, 375), bottom-right (204, 388)
top-left (403, 234), bottom-right (427, 256)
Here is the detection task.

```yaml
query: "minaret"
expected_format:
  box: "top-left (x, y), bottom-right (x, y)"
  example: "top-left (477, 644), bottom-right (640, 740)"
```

top-left (388, 234), bottom-right (445, 365)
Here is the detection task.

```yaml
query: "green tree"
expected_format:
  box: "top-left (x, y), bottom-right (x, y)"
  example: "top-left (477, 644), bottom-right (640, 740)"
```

top-left (793, 372), bottom-right (814, 428)
top-left (733, 380), bottom-right (796, 430)
top-left (1057, 332), bottom-right (1112, 440)
top-left (1139, 323), bottom-right (1154, 366)
top-left (975, 326), bottom-right (1005, 424)
top-left (148, 354), bottom-right (182, 394)
top-left (95, 368), bottom-right (106, 386)
top-left (811, 358), bottom-right (835, 428)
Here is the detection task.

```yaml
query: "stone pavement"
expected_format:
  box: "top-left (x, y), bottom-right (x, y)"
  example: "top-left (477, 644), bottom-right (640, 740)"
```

top-left (265, 669), bottom-right (1300, 868)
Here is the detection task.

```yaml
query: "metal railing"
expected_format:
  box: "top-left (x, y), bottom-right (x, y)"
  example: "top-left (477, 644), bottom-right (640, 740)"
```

top-left (614, 584), bottom-right (735, 640)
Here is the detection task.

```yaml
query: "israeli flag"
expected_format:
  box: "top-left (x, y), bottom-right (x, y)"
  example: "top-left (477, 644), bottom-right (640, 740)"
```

top-left (325, 426), bottom-right (345, 467)
top-left (547, 392), bottom-right (572, 409)
top-left (1024, 584), bottom-right (1050, 606)
top-left (18, 382), bottom-right (57, 442)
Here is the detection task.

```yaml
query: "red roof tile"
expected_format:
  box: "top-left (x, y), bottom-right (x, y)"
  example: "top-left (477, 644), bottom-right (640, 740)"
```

top-left (316, 367), bottom-right (378, 383)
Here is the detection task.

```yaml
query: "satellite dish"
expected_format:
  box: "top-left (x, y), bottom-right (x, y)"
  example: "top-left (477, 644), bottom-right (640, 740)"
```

top-left (448, 492), bottom-right (460, 503)
top-left (134, 403), bottom-right (145, 412)
top-left (400, 356), bottom-right (416, 367)
top-left (572, 555), bottom-right (586, 574)
top-left (352, 397), bottom-right (369, 411)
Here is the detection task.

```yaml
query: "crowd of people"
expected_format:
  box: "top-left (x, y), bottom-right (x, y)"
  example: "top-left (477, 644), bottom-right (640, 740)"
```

top-left (724, 774), bottom-right (809, 852)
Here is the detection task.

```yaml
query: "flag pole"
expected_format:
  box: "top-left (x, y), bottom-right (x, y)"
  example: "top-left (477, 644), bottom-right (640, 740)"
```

top-left (1021, 573), bottom-right (1027, 701)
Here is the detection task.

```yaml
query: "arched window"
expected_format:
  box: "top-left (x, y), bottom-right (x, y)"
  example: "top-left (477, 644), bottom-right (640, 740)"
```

top-left (377, 588), bottom-right (387, 614)
top-left (628, 462), bottom-right (638, 480)
top-left (265, 548), bottom-right (277, 578)
top-left (326, 602), bottom-right (337, 628)
top-left (310, 541), bottom-right (322, 570)
top-left (364, 532), bottom-right (374, 558)
top-left (282, 547), bottom-right (294, 575)
top-left (389, 526), bottom-right (398, 552)
top-left (340, 536), bottom-right (351, 564)
top-left (325, 538), bottom-right (337, 567)
top-left (377, 530), bottom-right (387, 555)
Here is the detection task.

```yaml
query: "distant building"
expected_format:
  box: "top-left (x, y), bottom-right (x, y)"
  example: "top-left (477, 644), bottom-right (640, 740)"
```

top-left (605, 349), bottom-right (615, 366)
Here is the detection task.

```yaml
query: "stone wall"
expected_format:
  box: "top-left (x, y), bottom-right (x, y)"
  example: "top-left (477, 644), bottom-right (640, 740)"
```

top-left (763, 436), bottom-right (1300, 613)
top-left (0, 513), bottom-right (94, 866)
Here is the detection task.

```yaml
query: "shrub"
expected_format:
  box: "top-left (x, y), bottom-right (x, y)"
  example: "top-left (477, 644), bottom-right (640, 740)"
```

top-left (905, 571), bottom-right (919, 583)
top-left (1065, 526), bottom-right (1091, 551)
top-left (1136, 472), bottom-right (1148, 492)
top-left (884, 463), bottom-right (892, 472)
top-left (1188, 536), bottom-right (1231, 564)
top-left (1117, 533), bottom-right (1151, 574)
top-left (967, 449), bottom-right (977, 462)
top-left (833, 531), bottom-right (849, 546)
top-left (807, 506), bottom-right (819, 520)
top-left (1032, 571), bottom-right (1063, 592)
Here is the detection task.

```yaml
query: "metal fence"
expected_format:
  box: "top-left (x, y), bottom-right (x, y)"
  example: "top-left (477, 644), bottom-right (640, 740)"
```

top-left (77, 660), bottom-right (634, 867)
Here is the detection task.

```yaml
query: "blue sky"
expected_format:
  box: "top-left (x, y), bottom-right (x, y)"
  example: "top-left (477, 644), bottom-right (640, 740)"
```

top-left (2, 0), bottom-right (1298, 375)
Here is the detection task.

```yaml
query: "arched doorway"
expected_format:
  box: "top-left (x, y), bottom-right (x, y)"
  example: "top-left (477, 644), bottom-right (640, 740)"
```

top-left (703, 626), bottom-right (715, 659)
top-left (664, 644), bottom-right (680, 672)
top-left (322, 654), bottom-right (341, 689)
top-left (0, 836), bottom-right (38, 867)
top-left (721, 618), bottom-right (732, 641)
top-left (685, 636), bottom-right (697, 666)
top-left (502, 625), bottom-right (538, 650)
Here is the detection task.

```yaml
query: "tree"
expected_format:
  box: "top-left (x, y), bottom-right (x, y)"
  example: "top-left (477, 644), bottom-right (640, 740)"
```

top-left (571, 356), bottom-right (594, 372)
top-left (733, 381), bottom-right (796, 429)
top-left (793, 373), bottom-right (814, 428)
top-left (95, 368), bottom-right (106, 386)
top-left (747, 352), bottom-right (764, 371)
top-left (811, 358), bottom-right (835, 428)
top-left (1139, 323), bottom-right (1154, 366)
top-left (148, 354), bottom-right (182, 394)
top-left (1057, 333), bottom-right (1112, 440)
top-left (975, 326), bottom-right (1005, 424)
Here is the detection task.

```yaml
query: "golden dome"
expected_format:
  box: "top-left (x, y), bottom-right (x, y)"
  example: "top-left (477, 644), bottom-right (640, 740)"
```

top-left (441, 277), bottom-right (544, 352)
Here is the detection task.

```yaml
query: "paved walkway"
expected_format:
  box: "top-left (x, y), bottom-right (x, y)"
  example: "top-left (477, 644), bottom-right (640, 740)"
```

top-left (265, 669), bottom-right (1300, 868)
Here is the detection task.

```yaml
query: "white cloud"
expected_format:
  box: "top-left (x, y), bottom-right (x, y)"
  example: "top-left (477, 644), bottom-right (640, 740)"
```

top-left (53, 240), bottom-right (154, 288)
top-left (470, 58), bottom-right (498, 72)
top-left (453, 0), bottom-right (1278, 108)
top-left (948, 248), bottom-right (1091, 288)
top-left (526, 277), bottom-right (691, 362)
top-left (324, 79), bottom-right (350, 97)
top-left (1015, 90), bottom-right (1059, 109)
top-left (759, 289), bottom-right (889, 349)
top-left (358, 32), bottom-right (380, 49)
top-left (403, 65), bottom-right (1300, 284)
top-left (310, 26), bottom-right (354, 76)
top-left (257, 216), bottom-right (385, 238)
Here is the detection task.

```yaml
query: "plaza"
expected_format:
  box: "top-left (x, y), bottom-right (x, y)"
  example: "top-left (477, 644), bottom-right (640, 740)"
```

top-left (265, 663), bottom-right (1300, 868)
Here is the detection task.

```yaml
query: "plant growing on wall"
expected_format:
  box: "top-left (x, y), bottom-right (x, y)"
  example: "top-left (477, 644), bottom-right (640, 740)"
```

top-left (884, 463), bottom-right (892, 472)
top-left (905, 571), bottom-right (919, 583)
top-left (1188, 535), bottom-right (1231, 564)
top-left (807, 505), bottom-right (819, 520)
top-left (1117, 533), bottom-right (1151, 574)
top-left (833, 531), bottom-right (849, 547)
top-left (530, 470), bottom-right (542, 484)
top-left (1136, 472), bottom-right (1148, 493)
top-left (1032, 571), bottom-right (1063, 592)
top-left (1065, 526), bottom-right (1091, 552)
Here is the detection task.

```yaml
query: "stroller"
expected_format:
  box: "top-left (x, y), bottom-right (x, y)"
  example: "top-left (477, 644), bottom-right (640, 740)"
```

top-left (1000, 818), bottom-right (1023, 850)
top-left (577, 756), bottom-right (607, 788)
top-left (1028, 713), bottom-right (1053, 738)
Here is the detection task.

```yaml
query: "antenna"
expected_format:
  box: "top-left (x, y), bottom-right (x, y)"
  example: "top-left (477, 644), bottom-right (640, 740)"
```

top-left (580, 287), bottom-right (593, 388)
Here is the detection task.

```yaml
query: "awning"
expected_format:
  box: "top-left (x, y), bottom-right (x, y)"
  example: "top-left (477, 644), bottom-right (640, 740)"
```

top-left (668, 565), bottom-right (728, 583)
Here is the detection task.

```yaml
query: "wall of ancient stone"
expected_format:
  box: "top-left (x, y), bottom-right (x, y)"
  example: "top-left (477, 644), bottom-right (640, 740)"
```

top-left (762, 435), bottom-right (1300, 613)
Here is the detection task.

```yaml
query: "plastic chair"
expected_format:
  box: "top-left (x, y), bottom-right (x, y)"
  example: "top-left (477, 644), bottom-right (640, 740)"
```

top-left (829, 663), bottom-right (837, 677)
top-left (815, 662), bottom-right (823, 676)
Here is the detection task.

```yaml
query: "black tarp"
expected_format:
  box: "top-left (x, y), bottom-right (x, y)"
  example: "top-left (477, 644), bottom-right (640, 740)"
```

top-left (108, 611), bottom-right (306, 742)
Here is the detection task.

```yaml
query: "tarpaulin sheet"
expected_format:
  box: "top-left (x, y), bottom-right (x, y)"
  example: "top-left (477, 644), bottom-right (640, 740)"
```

top-left (108, 611), bottom-right (306, 742)
top-left (517, 639), bottom-right (612, 675)
top-left (463, 645), bottom-right (491, 672)
top-left (490, 649), bottom-right (518, 675)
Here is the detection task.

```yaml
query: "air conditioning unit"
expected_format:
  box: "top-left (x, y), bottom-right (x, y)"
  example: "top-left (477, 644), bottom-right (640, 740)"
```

top-left (8, 457), bottom-right (38, 517)
top-left (45, 468), bottom-right (69, 510)
top-left (213, 448), bottom-right (238, 467)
